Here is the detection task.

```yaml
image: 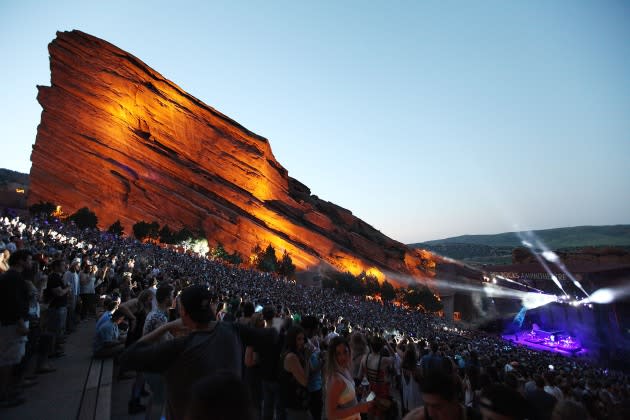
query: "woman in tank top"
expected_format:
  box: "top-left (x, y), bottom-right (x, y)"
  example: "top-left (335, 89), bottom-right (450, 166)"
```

top-left (326, 336), bottom-right (373, 420)
top-left (361, 336), bottom-right (394, 420)
top-left (280, 325), bottom-right (310, 420)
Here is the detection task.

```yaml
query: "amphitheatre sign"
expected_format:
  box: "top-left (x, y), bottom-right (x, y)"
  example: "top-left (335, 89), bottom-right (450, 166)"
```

top-left (490, 271), bottom-right (569, 281)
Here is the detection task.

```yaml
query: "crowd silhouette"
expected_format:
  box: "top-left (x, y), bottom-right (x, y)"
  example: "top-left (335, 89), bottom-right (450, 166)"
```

top-left (0, 215), bottom-right (628, 419)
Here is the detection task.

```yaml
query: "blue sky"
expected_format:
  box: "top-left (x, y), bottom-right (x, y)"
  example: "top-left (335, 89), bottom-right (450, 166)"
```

top-left (1, 1), bottom-right (628, 243)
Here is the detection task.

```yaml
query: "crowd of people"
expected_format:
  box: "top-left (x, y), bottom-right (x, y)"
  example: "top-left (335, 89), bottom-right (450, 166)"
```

top-left (0, 215), bottom-right (629, 419)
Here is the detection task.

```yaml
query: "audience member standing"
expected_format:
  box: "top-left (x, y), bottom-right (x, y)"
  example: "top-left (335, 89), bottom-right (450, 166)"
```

top-left (120, 285), bottom-right (278, 420)
top-left (119, 289), bottom-right (154, 345)
top-left (142, 285), bottom-right (175, 418)
top-left (44, 260), bottom-right (70, 356)
top-left (63, 258), bottom-right (81, 332)
top-left (362, 336), bottom-right (394, 420)
top-left (326, 336), bottom-right (373, 420)
top-left (402, 370), bottom-right (471, 420)
top-left (401, 347), bottom-right (422, 415)
top-left (350, 332), bottom-right (369, 388)
top-left (260, 305), bottom-right (286, 420)
top-left (79, 261), bottom-right (98, 320)
top-left (279, 325), bottom-right (310, 420)
top-left (302, 316), bottom-right (324, 420)
top-left (119, 288), bottom-right (154, 414)
top-left (526, 375), bottom-right (558, 420)
top-left (0, 250), bottom-right (33, 407)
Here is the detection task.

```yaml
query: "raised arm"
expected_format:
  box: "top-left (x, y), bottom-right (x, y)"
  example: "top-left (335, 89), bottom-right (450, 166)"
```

top-left (120, 320), bottom-right (188, 373)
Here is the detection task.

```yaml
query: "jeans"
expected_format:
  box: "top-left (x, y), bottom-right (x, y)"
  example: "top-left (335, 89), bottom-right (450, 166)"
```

top-left (67, 295), bottom-right (79, 331)
top-left (47, 306), bottom-right (67, 337)
top-left (80, 293), bottom-right (97, 319)
top-left (308, 389), bottom-right (322, 420)
top-left (262, 380), bottom-right (286, 420)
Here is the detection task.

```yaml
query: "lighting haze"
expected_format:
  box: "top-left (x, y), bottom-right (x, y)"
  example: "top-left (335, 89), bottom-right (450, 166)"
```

top-left (1, 1), bottom-right (628, 243)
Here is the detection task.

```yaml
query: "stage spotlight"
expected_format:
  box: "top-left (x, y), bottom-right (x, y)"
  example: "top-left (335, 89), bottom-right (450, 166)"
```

top-left (542, 250), bottom-right (560, 263)
top-left (522, 292), bottom-right (557, 310)
top-left (583, 288), bottom-right (614, 304)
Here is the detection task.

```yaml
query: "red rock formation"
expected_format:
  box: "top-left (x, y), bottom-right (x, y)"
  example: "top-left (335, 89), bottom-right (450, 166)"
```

top-left (29, 30), bottom-right (435, 284)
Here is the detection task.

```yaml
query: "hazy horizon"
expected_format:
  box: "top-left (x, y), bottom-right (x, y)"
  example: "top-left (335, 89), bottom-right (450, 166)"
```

top-left (3, 162), bottom-right (626, 245)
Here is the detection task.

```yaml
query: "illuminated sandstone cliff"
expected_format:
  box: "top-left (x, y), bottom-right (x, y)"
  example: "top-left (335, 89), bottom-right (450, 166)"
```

top-left (30, 30), bottom-right (436, 283)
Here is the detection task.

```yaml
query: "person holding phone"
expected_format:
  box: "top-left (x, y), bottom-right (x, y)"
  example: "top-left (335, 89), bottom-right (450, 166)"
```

top-left (326, 336), bottom-right (373, 420)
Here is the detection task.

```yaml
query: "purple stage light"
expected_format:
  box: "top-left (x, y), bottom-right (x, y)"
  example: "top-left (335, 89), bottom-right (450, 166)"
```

top-left (502, 330), bottom-right (586, 357)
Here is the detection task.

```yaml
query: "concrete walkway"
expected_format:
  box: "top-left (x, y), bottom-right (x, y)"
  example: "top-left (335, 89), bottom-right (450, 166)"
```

top-left (0, 319), bottom-right (152, 420)
top-left (1, 320), bottom-right (96, 420)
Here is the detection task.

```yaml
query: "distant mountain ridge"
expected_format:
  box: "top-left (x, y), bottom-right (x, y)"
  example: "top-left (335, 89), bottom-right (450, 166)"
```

top-left (0, 168), bottom-right (29, 186)
top-left (413, 225), bottom-right (630, 249)
top-left (410, 225), bottom-right (630, 265)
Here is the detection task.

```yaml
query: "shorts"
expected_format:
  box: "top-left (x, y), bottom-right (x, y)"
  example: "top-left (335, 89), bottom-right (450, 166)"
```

top-left (0, 324), bottom-right (28, 367)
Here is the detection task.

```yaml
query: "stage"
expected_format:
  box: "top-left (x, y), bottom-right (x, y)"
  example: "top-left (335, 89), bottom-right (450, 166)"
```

top-left (502, 328), bottom-right (589, 357)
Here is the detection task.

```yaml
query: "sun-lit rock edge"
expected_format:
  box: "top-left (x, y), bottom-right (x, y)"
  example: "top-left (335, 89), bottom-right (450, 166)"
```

top-left (29, 30), bottom-right (437, 286)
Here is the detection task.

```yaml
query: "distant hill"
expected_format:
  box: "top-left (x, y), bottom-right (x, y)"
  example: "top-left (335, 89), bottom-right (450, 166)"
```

top-left (0, 168), bottom-right (29, 186)
top-left (410, 225), bottom-right (630, 265)
top-left (0, 168), bottom-right (29, 211)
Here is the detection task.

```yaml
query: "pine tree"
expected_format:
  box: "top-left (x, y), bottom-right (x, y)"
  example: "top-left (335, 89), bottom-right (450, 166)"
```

top-left (69, 207), bottom-right (98, 229)
top-left (380, 280), bottom-right (396, 301)
top-left (159, 225), bottom-right (174, 244)
top-left (211, 242), bottom-right (229, 260)
top-left (276, 250), bottom-right (296, 278)
top-left (258, 244), bottom-right (278, 272)
top-left (107, 220), bottom-right (124, 236)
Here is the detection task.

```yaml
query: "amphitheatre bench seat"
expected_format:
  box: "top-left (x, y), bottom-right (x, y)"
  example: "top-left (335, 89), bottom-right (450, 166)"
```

top-left (77, 357), bottom-right (113, 420)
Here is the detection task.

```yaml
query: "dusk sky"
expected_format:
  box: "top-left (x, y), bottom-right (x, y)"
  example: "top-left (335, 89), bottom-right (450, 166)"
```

top-left (1, 1), bottom-right (628, 243)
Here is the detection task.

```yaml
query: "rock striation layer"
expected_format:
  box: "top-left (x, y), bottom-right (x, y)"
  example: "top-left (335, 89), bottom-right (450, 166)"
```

top-left (30, 30), bottom-right (435, 283)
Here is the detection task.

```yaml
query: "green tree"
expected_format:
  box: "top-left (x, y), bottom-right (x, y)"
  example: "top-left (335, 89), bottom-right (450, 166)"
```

top-left (258, 244), bottom-right (278, 272)
top-left (107, 220), bottom-right (124, 236)
top-left (421, 288), bottom-right (443, 312)
top-left (380, 280), bottom-right (396, 301)
top-left (172, 227), bottom-right (194, 243)
top-left (159, 225), bottom-right (175, 244)
top-left (210, 242), bottom-right (229, 260)
top-left (333, 271), bottom-right (363, 295)
top-left (68, 207), bottom-right (98, 229)
top-left (404, 285), bottom-right (442, 312)
top-left (276, 250), bottom-right (296, 278)
top-left (404, 285), bottom-right (423, 308)
top-left (133, 221), bottom-right (160, 241)
top-left (361, 273), bottom-right (380, 296)
top-left (29, 201), bottom-right (56, 217)
top-left (250, 244), bottom-right (263, 267)
top-left (226, 250), bottom-right (243, 265)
